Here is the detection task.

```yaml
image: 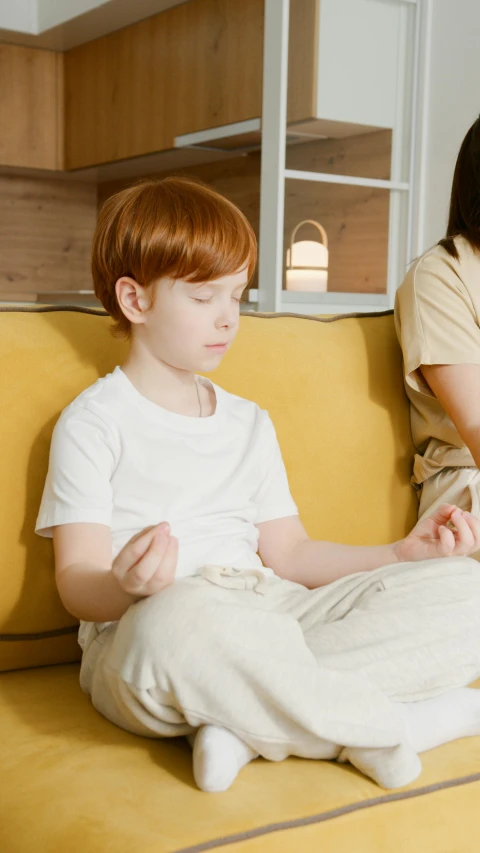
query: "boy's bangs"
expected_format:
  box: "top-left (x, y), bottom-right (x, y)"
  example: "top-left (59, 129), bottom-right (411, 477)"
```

top-left (146, 213), bottom-right (257, 286)
top-left (176, 231), bottom-right (256, 284)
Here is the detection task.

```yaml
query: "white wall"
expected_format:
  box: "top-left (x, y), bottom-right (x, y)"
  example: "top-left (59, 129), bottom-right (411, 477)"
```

top-left (416, 0), bottom-right (480, 254)
top-left (0, 0), bottom-right (186, 42)
top-left (0, 1), bottom-right (36, 33)
top-left (37, 0), bottom-right (110, 32)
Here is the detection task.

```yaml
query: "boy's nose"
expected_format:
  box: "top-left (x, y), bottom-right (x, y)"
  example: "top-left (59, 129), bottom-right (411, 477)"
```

top-left (216, 307), bottom-right (237, 328)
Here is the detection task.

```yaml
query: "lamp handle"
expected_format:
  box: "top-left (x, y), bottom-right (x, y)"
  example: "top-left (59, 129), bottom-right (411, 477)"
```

top-left (289, 220), bottom-right (328, 255)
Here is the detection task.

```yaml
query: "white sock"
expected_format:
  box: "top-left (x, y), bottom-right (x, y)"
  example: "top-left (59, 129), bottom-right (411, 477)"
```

top-left (189, 725), bottom-right (258, 793)
top-left (397, 687), bottom-right (480, 753)
top-left (339, 743), bottom-right (422, 789)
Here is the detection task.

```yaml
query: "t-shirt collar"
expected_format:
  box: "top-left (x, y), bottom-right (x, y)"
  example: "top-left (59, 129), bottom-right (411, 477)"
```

top-left (111, 365), bottom-right (224, 433)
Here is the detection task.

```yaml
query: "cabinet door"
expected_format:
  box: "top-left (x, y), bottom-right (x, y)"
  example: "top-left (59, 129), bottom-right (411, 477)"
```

top-left (0, 44), bottom-right (62, 170)
top-left (316, 0), bottom-right (401, 130)
top-left (64, 0), bottom-right (264, 170)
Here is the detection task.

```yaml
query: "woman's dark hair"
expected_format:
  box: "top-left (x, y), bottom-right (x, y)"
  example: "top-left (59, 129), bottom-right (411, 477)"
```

top-left (439, 114), bottom-right (480, 259)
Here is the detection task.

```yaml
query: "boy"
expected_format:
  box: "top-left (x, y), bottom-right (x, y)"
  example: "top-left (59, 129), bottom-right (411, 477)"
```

top-left (36, 177), bottom-right (480, 793)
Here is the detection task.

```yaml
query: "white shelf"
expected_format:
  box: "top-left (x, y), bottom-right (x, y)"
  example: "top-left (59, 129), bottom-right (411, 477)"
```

top-left (280, 291), bottom-right (389, 306)
top-left (175, 119), bottom-right (262, 152)
top-left (174, 117), bottom-right (388, 157)
top-left (245, 288), bottom-right (390, 316)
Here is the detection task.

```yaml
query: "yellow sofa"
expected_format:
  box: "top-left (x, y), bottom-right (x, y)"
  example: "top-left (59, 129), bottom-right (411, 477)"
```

top-left (1, 305), bottom-right (479, 853)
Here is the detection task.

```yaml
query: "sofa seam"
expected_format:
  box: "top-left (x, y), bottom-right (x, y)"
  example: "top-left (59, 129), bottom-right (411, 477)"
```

top-left (0, 625), bottom-right (78, 642)
top-left (0, 304), bottom-right (394, 322)
top-left (171, 772), bottom-right (480, 853)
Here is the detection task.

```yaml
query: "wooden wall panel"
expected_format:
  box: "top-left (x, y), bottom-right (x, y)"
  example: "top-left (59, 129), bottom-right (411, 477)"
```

top-left (97, 155), bottom-right (259, 223)
top-left (0, 176), bottom-right (97, 295)
top-left (0, 45), bottom-right (63, 170)
top-left (285, 128), bottom-right (392, 179)
top-left (97, 129), bottom-right (391, 295)
top-left (284, 182), bottom-right (389, 294)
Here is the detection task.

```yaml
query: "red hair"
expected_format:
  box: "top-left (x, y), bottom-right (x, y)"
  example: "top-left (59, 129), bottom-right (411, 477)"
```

top-left (92, 176), bottom-right (257, 338)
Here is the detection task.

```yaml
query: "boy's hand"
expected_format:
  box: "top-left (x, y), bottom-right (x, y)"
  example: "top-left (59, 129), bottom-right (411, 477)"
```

top-left (112, 522), bottom-right (178, 598)
top-left (395, 504), bottom-right (480, 562)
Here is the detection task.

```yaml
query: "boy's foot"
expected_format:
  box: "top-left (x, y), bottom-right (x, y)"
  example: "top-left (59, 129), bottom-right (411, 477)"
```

top-left (190, 725), bottom-right (259, 792)
top-left (339, 742), bottom-right (422, 789)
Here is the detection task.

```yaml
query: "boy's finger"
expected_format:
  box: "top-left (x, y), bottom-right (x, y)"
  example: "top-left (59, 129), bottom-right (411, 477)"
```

top-left (461, 512), bottom-right (480, 551)
top-left (429, 503), bottom-right (459, 525)
top-left (157, 536), bottom-right (178, 577)
top-left (118, 523), bottom-right (169, 572)
top-left (134, 521), bottom-right (170, 542)
top-left (148, 539), bottom-right (178, 590)
top-left (130, 532), bottom-right (170, 584)
top-left (163, 535), bottom-right (178, 569)
top-left (143, 537), bottom-right (178, 594)
top-left (438, 525), bottom-right (455, 556)
top-left (450, 510), bottom-right (474, 552)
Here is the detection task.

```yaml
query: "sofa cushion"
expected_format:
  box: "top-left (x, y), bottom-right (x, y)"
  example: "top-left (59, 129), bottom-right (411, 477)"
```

top-left (0, 306), bottom-right (417, 671)
top-left (1, 663), bottom-right (479, 853)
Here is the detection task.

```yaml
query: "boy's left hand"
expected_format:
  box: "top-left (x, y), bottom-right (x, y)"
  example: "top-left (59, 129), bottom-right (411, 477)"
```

top-left (395, 503), bottom-right (480, 562)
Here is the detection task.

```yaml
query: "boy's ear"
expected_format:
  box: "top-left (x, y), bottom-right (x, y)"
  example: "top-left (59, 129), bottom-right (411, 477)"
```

top-left (115, 276), bottom-right (150, 323)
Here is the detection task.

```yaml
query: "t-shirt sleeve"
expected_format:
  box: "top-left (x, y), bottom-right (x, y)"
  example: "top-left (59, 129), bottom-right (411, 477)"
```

top-left (35, 405), bottom-right (118, 538)
top-left (253, 410), bottom-right (299, 524)
top-left (395, 251), bottom-right (480, 396)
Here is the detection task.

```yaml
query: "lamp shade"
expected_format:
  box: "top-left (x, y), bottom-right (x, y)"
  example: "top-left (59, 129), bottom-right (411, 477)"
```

top-left (286, 220), bottom-right (328, 292)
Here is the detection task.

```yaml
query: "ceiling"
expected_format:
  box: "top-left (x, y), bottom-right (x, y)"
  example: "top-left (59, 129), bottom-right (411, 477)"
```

top-left (0, 0), bottom-right (189, 50)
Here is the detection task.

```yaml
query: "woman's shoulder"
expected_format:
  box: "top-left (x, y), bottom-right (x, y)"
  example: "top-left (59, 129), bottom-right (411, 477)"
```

top-left (407, 242), bottom-right (459, 281)
top-left (398, 237), bottom-right (480, 302)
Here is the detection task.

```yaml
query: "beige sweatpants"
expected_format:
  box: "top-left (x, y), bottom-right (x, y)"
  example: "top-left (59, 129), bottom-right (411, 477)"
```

top-left (79, 558), bottom-right (480, 763)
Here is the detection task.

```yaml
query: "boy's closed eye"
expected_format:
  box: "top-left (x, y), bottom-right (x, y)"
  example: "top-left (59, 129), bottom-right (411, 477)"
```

top-left (193, 296), bottom-right (243, 304)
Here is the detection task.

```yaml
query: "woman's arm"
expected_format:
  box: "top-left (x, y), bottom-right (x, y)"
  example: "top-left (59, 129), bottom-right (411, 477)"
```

top-left (420, 363), bottom-right (480, 467)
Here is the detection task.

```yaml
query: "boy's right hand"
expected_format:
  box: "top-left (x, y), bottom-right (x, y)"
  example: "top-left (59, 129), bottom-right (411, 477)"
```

top-left (111, 522), bottom-right (178, 598)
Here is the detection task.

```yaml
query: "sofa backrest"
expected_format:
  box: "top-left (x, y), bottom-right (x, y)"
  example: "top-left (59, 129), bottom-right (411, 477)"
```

top-left (0, 306), bottom-right (417, 671)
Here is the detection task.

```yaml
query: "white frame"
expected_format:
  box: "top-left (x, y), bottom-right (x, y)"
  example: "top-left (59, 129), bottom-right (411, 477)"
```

top-left (256, 0), bottom-right (290, 312)
top-left (255, 0), bottom-right (425, 316)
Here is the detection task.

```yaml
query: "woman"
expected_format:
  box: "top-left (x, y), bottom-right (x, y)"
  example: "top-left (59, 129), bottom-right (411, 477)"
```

top-left (395, 114), bottom-right (480, 529)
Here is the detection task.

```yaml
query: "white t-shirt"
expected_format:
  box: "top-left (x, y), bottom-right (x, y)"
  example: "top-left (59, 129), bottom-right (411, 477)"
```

top-left (35, 366), bottom-right (299, 648)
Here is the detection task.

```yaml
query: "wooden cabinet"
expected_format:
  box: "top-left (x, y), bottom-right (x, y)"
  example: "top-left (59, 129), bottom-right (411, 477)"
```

top-left (63, 0), bottom-right (322, 171)
top-left (64, 0), bottom-right (264, 170)
top-left (0, 44), bottom-right (63, 170)
top-left (0, 0), bottom-right (402, 173)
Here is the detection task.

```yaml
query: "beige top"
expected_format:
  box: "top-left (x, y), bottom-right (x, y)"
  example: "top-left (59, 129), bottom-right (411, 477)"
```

top-left (395, 235), bottom-right (480, 486)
